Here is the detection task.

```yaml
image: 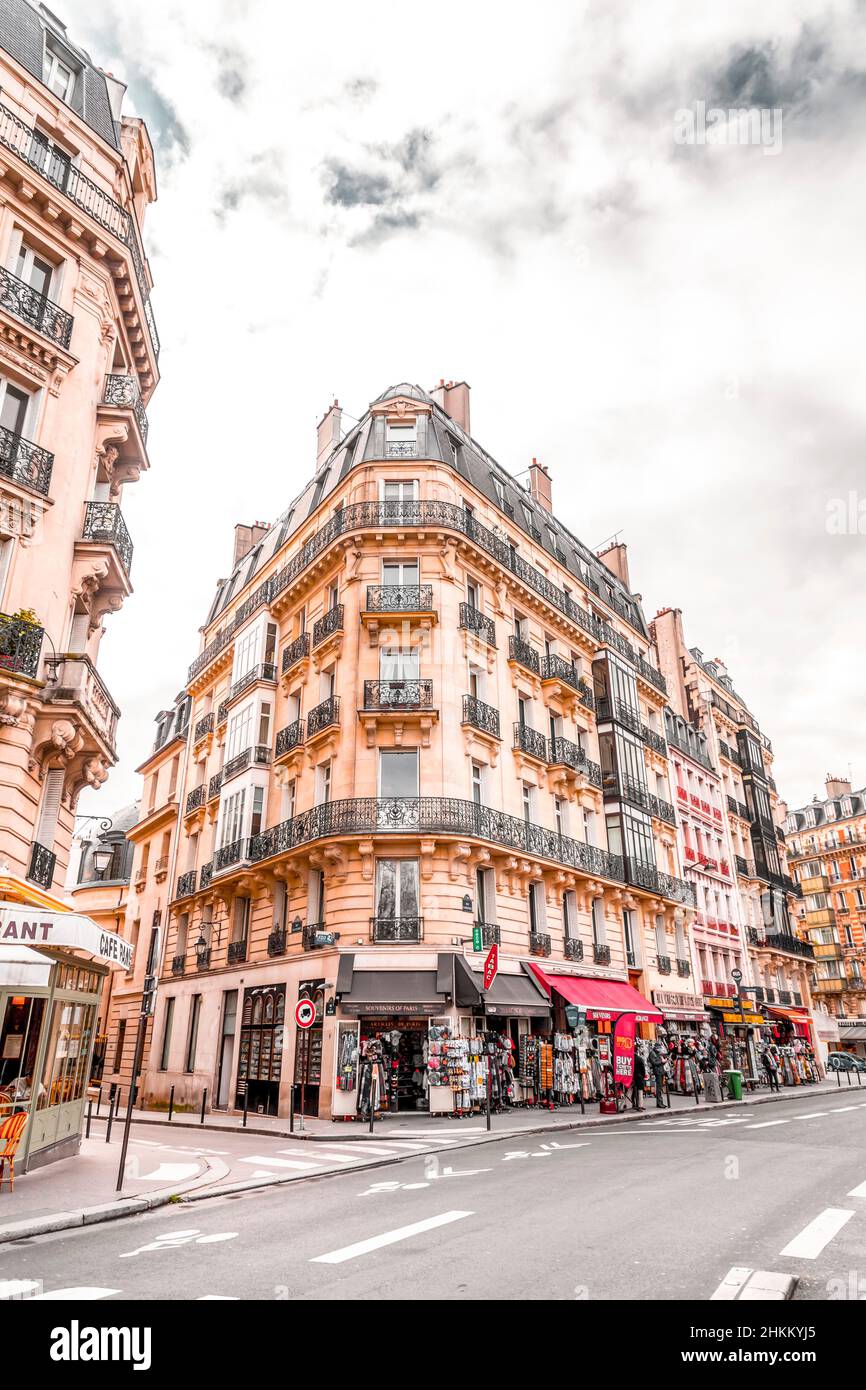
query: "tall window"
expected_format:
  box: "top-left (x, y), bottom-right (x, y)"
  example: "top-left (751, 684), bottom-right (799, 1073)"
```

top-left (471, 762), bottom-right (484, 806)
top-left (591, 897), bottom-right (606, 946)
top-left (113, 1018), bottom-right (127, 1073)
top-left (382, 558), bottom-right (419, 585)
top-left (383, 479), bottom-right (417, 502)
top-left (379, 749), bottom-right (418, 798)
top-left (375, 859), bottom-right (420, 922)
top-left (185, 996), bottom-right (202, 1072)
top-left (159, 999), bottom-right (175, 1070)
top-left (220, 788), bottom-right (246, 847)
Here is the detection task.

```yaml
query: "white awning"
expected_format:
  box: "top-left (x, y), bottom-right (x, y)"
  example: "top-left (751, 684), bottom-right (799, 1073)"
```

top-left (0, 903), bottom-right (132, 971)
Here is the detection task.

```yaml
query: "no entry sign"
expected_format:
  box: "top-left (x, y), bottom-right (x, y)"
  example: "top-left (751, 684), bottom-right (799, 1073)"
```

top-left (483, 943), bottom-right (499, 992)
top-left (295, 998), bottom-right (316, 1029)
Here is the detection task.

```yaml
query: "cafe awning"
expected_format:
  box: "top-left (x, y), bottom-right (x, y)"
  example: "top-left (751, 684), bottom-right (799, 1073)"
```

top-left (0, 898), bottom-right (132, 971)
top-left (528, 965), bottom-right (662, 1022)
top-left (453, 957), bottom-right (552, 1018)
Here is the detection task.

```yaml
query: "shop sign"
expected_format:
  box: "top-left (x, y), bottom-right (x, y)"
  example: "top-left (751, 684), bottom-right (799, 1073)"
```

top-left (341, 1002), bottom-right (441, 1017)
top-left (483, 943), bottom-right (498, 991)
top-left (652, 989), bottom-right (704, 1012)
top-left (720, 1012), bottom-right (764, 1026)
top-left (0, 905), bottom-right (132, 971)
top-left (612, 1013), bottom-right (636, 1087)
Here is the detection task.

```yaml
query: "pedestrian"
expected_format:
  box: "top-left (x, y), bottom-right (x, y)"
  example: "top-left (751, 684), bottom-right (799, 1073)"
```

top-left (631, 1050), bottom-right (646, 1110)
top-left (648, 1041), bottom-right (667, 1108)
top-left (762, 1046), bottom-right (780, 1093)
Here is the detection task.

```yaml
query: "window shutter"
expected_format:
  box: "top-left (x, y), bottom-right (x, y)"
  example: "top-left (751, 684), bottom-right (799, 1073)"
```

top-left (35, 769), bottom-right (64, 848)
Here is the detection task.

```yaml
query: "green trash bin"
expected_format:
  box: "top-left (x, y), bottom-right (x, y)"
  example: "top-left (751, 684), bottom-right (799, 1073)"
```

top-left (724, 1069), bottom-right (743, 1102)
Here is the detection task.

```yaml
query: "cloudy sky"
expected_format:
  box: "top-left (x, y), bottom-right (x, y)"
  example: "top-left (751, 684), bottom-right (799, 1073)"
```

top-left (65, 0), bottom-right (866, 821)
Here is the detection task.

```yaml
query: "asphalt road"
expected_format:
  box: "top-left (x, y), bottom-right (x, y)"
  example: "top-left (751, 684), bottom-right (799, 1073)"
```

top-left (4, 1091), bottom-right (866, 1301)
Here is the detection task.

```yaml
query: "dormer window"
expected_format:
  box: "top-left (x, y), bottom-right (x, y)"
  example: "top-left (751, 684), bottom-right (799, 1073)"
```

top-left (386, 422), bottom-right (417, 458)
top-left (43, 38), bottom-right (79, 103)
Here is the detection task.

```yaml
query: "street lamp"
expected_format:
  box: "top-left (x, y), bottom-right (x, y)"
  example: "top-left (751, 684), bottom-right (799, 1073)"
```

top-left (91, 843), bottom-right (113, 876)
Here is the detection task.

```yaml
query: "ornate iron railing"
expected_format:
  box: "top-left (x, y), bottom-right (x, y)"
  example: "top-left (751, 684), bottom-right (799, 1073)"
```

top-left (194, 712), bottom-right (214, 742)
top-left (0, 423), bottom-right (54, 496)
top-left (0, 612), bottom-right (44, 678)
top-left (370, 916), bottom-right (424, 942)
top-left (508, 634), bottom-right (540, 675)
top-left (227, 939), bottom-right (247, 964)
top-left (207, 772), bottom-right (223, 801)
top-left (657, 955), bottom-right (672, 975)
top-left (223, 744), bottom-right (271, 782)
top-left (386, 441), bottom-right (418, 457)
top-left (727, 795), bottom-right (749, 820)
top-left (513, 721), bottom-right (547, 761)
top-left (227, 662), bottom-right (277, 704)
top-left (171, 955), bottom-right (185, 976)
top-left (282, 632), bottom-right (310, 673)
top-left (216, 702), bottom-right (228, 726)
top-left (476, 922), bottom-right (501, 946)
top-left (642, 724), bottom-right (667, 756)
top-left (303, 923), bottom-right (332, 950)
top-left (196, 947), bottom-right (211, 970)
top-left (103, 374), bottom-right (149, 442)
top-left (458, 602), bottom-right (496, 646)
top-left (540, 653), bottom-right (582, 692)
top-left (365, 584), bottom-right (433, 612)
top-left (176, 869), bottom-right (196, 898)
top-left (312, 603), bottom-right (344, 647)
top-left (635, 652), bottom-right (666, 693)
top-left (655, 870), bottom-right (696, 906)
top-left (530, 933), bottom-right (552, 957)
top-left (565, 938), bottom-right (584, 961)
top-left (364, 679), bottom-right (433, 710)
top-left (547, 737), bottom-right (602, 787)
top-left (0, 264), bottom-right (73, 347)
top-left (82, 501), bottom-right (133, 577)
top-left (307, 696), bottom-right (340, 737)
top-left (462, 694), bottom-right (500, 739)
top-left (268, 928), bottom-right (287, 957)
top-left (215, 838), bottom-right (249, 871)
top-left (185, 785), bottom-right (206, 816)
top-left (747, 927), bottom-right (814, 960)
top-left (275, 719), bottom-right (305, 757)
top-left (593, 943), bottom-right (612, 966)
top-left (26, 840), bottom-right (55, 889)
top-left (199, 861), bottom-right (213, 890)
top-left (649, 794), bottom-right (676, 826)
top-left (677, 958), bottom-right (691, 977)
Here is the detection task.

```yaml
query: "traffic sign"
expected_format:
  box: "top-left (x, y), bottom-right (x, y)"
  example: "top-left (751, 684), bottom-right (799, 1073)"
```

top-left (295, 998), bottom-right (316, 1029)
top-left (483, 943), bottom-right (498, 991)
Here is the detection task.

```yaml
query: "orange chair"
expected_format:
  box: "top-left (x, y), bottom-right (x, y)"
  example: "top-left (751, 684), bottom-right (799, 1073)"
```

top-left (0, 1112), bottom-right (28, 1190)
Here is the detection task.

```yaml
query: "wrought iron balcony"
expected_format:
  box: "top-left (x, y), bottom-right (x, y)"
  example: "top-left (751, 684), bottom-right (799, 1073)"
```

top-left (215, 838), bottom-right (250, 871)
top-left (513, 721), bottom-right (547, 761)
top-left (217, 702), bottom-right (228, 726)
top-left (593, 943), bottom-right (612, 966)
top-left (476, 922), bottom-right (501, 946)
top-left (735, 854), bottom-right (751, 876)
top-left (508, 634), bottom-right (540, 675)
top-left (363, 679), bottom-right (433, 710)
top-left (81, 501), bottom-right (133, 578)
top-left (565, 938), bottom-right (584, 962)
top-left (547, 736), bottom-right (603, 788)
top-left (727, 795), bottom-right (749, 820)
top-left (171, 955), bottom-right (185, 976)
top-left (185, 785), bottom-right (206, 816)
top-left (103, 373), bottom-right (149, 442)
top-left (778, 989), bottom-right (793, 1005)
top-left (642, 725), bottom-right (667, 756)
top-left (194, 712), bottom-right (214, 743)
top-left (227, 939), bottom-right (247, 964)
top-left (746, 927), bottom-right (814, 960)
top-left (602, 769), bottom-right (652, 812)
top-left (196, 948), bottom-right (211, 970)
top-left (176, 869), bottom-right (197, 898)
top-left (223, 744), bottom-right (271, 782)
top-left (539, 654), bottom-right (591, 703)
top-left (386, 440), bottom-right (417, 458)
top-left (458, 602), bottom-right (496, 647)
top-left (649, 794), bottom-right (676, 826)
top-left (365, 584), bottom-right (433, 613)
top-left (530, 932), bottom-right (552, 957)
top-left (268, 927), bottom-right (287, 957)
top-left (597, 696), bottom-right (642, 735)
top-left (312, 603), bottom-right (344, 647)
top-left (370, 916), bottom-right (423, 942)
top-left (0, 264), bottom-right (73, 347)
top-left (200, 861), bottom-right (213, 890)
top-left (307, 696), bottom-right (340, 737)
top-left (677, 958), bottom-right (691, 977)
top-left (227, 662), bottom-right (277, 705)
top-left (462, 694), bottom-right (501, 739)
top-left (657, 955), bottom-right (672, 975)
top-left (282, 632), bottom-right (310, 673)
top-left (275, 719), bottom-right (305, 757)
top-left (0, 612), bottom-right (43, 679)
top-left (26, 840), bottom-right (55, 889)
top-left (635, 652), bottom-right (666, 694)
top-left (0, 423), bottom-right (54, 497)
top-left (207, 772), bottom-right (223, 801)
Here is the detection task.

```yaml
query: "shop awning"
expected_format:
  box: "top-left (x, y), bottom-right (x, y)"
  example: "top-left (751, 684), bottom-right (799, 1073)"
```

top-left (453, 957), bottom-right (552, 1017)
top-left (336, 959), bottom-right (446, 1016)
top-left (765, 1006), bottom-right (811, 1025)
top-left (0, 901), bottom-right (131, 971)
top-left (839, 1026), bottom-right (866, 1041)
top-left (528, 965), bottom-right (662, 1022)
top-left (662, 1009), bottom-right (709, 1023)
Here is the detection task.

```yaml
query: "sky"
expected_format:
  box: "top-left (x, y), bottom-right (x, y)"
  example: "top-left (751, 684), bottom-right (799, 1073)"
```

top-left (65, 0), bottom-right (866, 824)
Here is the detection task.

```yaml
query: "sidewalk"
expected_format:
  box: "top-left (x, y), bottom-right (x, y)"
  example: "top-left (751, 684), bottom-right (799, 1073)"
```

top-left (0, 1074), bottom-right (857, 1245)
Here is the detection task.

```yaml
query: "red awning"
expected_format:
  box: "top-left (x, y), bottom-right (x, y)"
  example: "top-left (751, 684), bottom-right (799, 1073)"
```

top-left (766, 1006), bottom-right (811, 1023)
top-left (528, 965), bottom-right (663, 1022)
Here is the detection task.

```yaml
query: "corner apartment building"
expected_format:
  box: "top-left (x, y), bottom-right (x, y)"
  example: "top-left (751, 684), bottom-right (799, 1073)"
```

top-left (0, 0), bottom-right (158, 890)
top-left (140, 380), bottom-right (695, 1120)
top-left (784, 777), bottom-right (866, 1044)
top-left (653, 610), bottom-right (818, 1059)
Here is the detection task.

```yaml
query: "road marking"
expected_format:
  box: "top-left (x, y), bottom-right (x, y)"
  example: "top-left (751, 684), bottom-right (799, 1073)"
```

top-left (829, 1105), bottom-right (859, 1113)
top-left (238, 1155), bottom-right (320, 1171)
top-left (847, 1178), bottom-right (866, 1197)
top-left (792, 1112), bottom-right (828, 1120)
top-left (32, 1287), bottom-right (121, 1301)
top-left (779, 1208), bottom-right (855, 1259)
top-left (138, 1162), bottom-right (201, 1181)
top-left (744, 1119), bottom-right (790, 1130)
top-left (311, 1210), bottom-right (473, 1264)
top-left (276, 1148), bottom-right (361, 1164)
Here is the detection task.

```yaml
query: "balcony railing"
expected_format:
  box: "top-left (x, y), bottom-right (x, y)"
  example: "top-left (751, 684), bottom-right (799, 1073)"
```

top-left (227, 662), bottom-right (277, 705)
top-left (196, 948), bottom-right (211, 970)
top-left (81, 501), bottom-right (133, 578)
top-left (665, 722), bottom-right (716, 773)
top-left (365, 584), bottom-right (433, 613)
top-left (635, 651), bottom-right (667, 694)
top-left (0, 264), bottom-right (73, 347)
top-left (593, 943), bottom-right (612, 966)
top-left (565, 938), bottom-right (584, 962)
top-left (363, 679), bottom-right (433, 710)
top-left (176, 869), bottom-right (197, 898)
top-left (0, 612), bottom-right (44, 678)
top-left (268, 928), bottom-right (287, 957)
top-left (386, 440), bottom-right (418, 457)
top-left (194, 712), bottom-right (214, 743)
top-left (642, 725), bottom-right (667, 756)
top-left (649, 793), bottom-right (676, 827)
top-left (513, 721), bottom-right (547, 761)
top-left (476, 922), bottom-right (501, 946)
top-left (727, 795), bottom-right (749, 820)
top-left (307, 696), bottom-right (340, 737)
top-left (200, 861), bottom-right (213, 890)
top-left (171, 955), bottom-right (185, 976)
top-left (282, 632), bottom-right (310, 673)
top-left (458, 602), bottom-right (496, 647)
top-left (312, 604), bottom-right (344, 647)
top-left (103, 374), bottom-right (149, 443)
top-left (223, 744), bottom-right (271, 782)
top-left (227, 939), bottom-right (248, 964)
top-left (0, 423), bottom-right (54, 497)
top-left (508, 634), bottom-right (540, 675)
top-left (462, 694), bottom-right (500, 739)
top-left (747, 927), bottom-right (815, 960)
top-left (547, 736), bottom-right (603, 787)
top-left (208, 772), bottom-right (223, 801)
top-left (217, 701), bottom-right (228, 726)
top-left (26, 840), bottom-right (55, 889)
top-left (276, 719), bottom-right (305, 757)
top-left (677, 958), bottom-right (691, 977)
top-left (370, 916), bottom-right (424, 942)
top-left (540, 653), bottom-right (578, 689)
top-left (657, 955), bottom-right (672, 975)
top-left (215, 838), bottom-right (250, 872)
top-left (185, 785), bottom-right (206, 816)
top-left (43, 655), bottom-right (119, 751)
top-left (530, 933), bottom-right (552, 957)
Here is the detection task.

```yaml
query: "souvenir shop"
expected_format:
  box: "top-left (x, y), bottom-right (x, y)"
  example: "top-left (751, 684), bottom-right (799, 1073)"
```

top-left (760, 1005), bottom-right (820, 1085)
top-left (235, 983), bottom-right (286, 1116)
top-left (651, 990), bottom-right (712, 1096)
top-left (705, 994), bottom-right (763, 1083)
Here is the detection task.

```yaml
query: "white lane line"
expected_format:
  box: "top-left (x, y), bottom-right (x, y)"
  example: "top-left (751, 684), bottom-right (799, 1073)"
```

top-left (32, 1287), bottom-right (121, 1301)
top-left (847, 1178), bottom-right (866, 1198)
top-left (829, 1105), bottom-right (859, 1113)
top-left (745, 1119), bottom-right (790, 1130)
top-left (792, 1112), bottom-right (828, 1120)
top-left (779, 1208), bottom-right (855, 1259)
top-left (277, 1148), bottom-right (361, 1164)
top-left (238, 1155), bottom-right (320, 1171)
top-left (309, 1142), bottom-right (416, 1157)
top-left (311, 1210), bottom-right (473, 1264)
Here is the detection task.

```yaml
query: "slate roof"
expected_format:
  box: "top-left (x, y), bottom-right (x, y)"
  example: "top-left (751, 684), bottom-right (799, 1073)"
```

top-left (786, 788), bottom-right (866, 830)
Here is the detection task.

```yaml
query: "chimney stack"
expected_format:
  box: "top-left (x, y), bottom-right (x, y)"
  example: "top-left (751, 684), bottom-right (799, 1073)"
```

top-left (316, 399), bottom-right (342, 468)
top-left (429, 378), bottom-right (471, 435)
top-left (233, 520), bottom-right (269, 568)
top-left (597, 539), bottom-right (630, 590)
top-left (825, 774), bottom-right (852, 799)
top-left (528, 457), bottom-right (552, 513)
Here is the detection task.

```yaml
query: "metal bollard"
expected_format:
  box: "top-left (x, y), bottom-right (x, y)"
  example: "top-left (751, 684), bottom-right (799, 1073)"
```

top-left (105, 1100), bottom-right (114, 1143)
top-left (243, 1086), bottom-right (249, 1129)
top-left (200, 1088), bottom-right (208, 1123)
top-left (86, 1099), bottom-right (93, 1139)
top-left (168, 1085), bottom-right (175, 1122)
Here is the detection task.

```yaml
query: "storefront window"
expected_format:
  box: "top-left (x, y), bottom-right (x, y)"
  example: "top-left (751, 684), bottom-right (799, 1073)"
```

top-left (38, 1001), bottom-right (95, 1110)
top-left (0, 995), bottom-right (46, 1103)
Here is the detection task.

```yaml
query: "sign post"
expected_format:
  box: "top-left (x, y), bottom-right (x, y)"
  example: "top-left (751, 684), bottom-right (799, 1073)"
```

top-left (482, 944), bottom-right (498, 1130)
top-left (294, 997), bottom-right (316, 1133)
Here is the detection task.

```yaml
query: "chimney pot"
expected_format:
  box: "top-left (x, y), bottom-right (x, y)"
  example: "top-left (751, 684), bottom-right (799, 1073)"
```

top-left (316, 399), bottom-right (342, 467)
top-left (528, 457), bottom-right (553, 512)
